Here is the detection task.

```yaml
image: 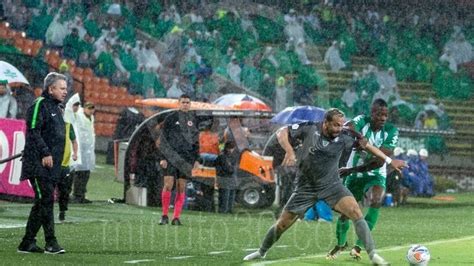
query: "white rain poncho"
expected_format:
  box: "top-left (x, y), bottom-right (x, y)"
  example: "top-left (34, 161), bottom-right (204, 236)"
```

top-left (324, 42), bottom-right (346, 71)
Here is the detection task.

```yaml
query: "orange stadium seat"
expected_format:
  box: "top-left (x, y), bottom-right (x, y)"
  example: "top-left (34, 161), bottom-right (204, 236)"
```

top-left (0, 28), bottom-right (7, 38)
top-left (95, 123), bottom-right (104, 135)
top-left (99, 78), bottom-right (109, 86)
top-left (84, 68), bottom-right (94, 77)
top-left (25, 39), bottom-right (34, 48)
top-left (75, 67), bottom-right (84, 75)
top-left (14, 37), bottom-right (26, 47)
top-left (82, 75), bottom-right (92, 84)
top-left (49, 57), bottom-right (60, 68)
top-left (118, 86), bottom-right (128, 94)
top-left (73, 82), bottom-right (83, 94)
top-left (66, 59), bottom-right (76, 68)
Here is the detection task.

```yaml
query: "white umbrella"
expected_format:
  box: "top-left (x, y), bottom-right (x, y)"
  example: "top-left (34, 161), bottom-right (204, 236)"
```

top-left (0, 61), bottom-right (29, 85)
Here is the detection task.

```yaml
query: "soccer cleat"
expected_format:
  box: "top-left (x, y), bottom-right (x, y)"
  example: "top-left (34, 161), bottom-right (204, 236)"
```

top-left (171, 218), bottom-right (182, 226)
top-left (81, 198), bottom-right (92, 204)
top-left (59, 211), bottom-right (65, 222)
top-left (243, 250), bottom-right (266, 261)
top-left (17, 240), bottom-right (44, 254)
top-left (44, 242), bottom-right (65, 254)
top-left (350, 245), bottom-right (362, 260)
top-left (326, 242), bottom-right (348, 260)
top-left (371, 253), bottom-right (390, 265)
top-left (159, 215), bottom-right (169, 225)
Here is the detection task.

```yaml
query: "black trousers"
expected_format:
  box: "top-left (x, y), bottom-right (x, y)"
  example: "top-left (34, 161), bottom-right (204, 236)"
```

top-left (57, 167), bottom-right (73, 212)
top-left (23, 177), bottom-right (57, 244)
top-left (72, 170), bottom-right (90, 199)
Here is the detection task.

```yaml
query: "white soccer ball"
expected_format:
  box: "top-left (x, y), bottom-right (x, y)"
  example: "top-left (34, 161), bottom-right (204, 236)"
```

top-left (406, 245), bottom-right (430, 265)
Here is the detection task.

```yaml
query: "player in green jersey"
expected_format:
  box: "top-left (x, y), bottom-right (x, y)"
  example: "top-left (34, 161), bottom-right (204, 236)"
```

top-left (327, 99), bottom-right (399, 260)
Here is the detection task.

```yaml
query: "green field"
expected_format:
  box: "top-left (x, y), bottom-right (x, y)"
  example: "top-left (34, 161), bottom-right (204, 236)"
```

top-left (1, 155), bottom-right (473, 265)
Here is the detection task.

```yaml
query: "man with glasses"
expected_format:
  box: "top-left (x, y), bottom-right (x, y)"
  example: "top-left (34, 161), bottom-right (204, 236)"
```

top-left (159, 94), bottom-right (200, 225)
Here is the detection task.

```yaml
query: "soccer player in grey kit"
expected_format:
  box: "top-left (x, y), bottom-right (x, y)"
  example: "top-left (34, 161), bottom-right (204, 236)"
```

top-left (243, 108), bottom-right (406, 265)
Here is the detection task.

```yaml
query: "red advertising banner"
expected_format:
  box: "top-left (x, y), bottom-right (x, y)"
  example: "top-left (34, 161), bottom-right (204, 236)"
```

top-left (0, 118), bottom-right (34, 198)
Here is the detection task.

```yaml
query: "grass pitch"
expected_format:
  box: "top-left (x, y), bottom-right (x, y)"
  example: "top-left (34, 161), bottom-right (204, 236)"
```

top-left (1, 155), bottom-right (473, 265)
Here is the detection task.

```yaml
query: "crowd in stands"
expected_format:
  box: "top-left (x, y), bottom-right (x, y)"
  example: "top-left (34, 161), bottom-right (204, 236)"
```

top-left (0, 1), bottom-right (472, 126)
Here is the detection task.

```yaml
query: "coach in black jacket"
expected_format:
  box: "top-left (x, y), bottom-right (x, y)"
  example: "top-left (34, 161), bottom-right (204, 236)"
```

top-left (17, 72), bottom-right (68, 254)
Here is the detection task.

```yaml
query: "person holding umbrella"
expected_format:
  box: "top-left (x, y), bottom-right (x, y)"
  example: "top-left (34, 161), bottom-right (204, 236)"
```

top-left (0, 79), bottom-right (18, 118)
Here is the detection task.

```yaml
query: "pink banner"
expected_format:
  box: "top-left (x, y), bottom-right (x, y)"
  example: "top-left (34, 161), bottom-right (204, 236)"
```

top-left (0, 118), bottom-right (34, 198)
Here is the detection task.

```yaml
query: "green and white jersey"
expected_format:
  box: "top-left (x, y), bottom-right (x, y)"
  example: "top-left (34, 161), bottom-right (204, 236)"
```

top-left (346, 115), bottom-right (399, 178)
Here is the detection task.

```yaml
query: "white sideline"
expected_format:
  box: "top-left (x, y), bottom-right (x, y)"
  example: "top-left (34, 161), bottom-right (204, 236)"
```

top-left (124, 259), bottom-right (155, 264)
top-left (250, 235), bottom-right (474, 265)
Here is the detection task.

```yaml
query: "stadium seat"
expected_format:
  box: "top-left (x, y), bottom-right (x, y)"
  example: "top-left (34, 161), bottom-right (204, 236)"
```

top-left (73, 82), bottom-right (83, 93)
top-left (0, 28), bottom-right (7, 38)
top-left (14, 37), bottom-right (26, 48)
top-left (25, 39), bottom-right (34, 48)
top-left (84, 68), bottom-right (94, 77)
top-left (49, 57), bottom-right (60, 68)
top-left (99, 78), bottom-right (109, 86)
top-left (66, 59), bottom-right (76, 68)
top-left (118, 86), bottom-right (128, 94)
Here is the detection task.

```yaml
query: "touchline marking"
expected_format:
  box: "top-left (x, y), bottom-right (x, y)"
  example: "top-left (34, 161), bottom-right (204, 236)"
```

top-left (250, 235), bottom-right (474, 265)
top-left (0, 224), bottom-right (25, 229)
top-left (124, 259), bottom-right (155, 264)
top-left (209, 250), bottom-right (231, 255)
top-left (168, 256), bottom-right (194, 260)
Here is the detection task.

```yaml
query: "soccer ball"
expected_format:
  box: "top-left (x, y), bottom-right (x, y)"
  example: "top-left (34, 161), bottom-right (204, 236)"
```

top-left (406, 245), bottom-right (430, 265)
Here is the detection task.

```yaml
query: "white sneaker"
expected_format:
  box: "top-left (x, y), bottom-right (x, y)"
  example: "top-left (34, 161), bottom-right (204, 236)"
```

top-left (243, 250), bottom-right (266, 261)
top-left (371, 253), bottom-right (390, 265)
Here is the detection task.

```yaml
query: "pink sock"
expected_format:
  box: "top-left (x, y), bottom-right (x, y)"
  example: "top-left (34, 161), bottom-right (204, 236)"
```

top-left (173, 193), bottom-right (186, 219)
top-left (161, 191), bottom-right (171, 216)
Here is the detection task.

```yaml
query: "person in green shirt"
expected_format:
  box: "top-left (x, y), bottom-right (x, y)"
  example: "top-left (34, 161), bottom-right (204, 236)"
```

top-left (62, 28), bottom-right (82, 59)
top-left (327, 99), bottom-right (399, 261)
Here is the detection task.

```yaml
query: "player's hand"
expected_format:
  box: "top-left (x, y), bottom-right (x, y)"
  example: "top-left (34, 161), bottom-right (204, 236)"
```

top-left (390, 159), bottom-right (408, 173)
top-left (72, 153), bottom-right (78, 161)
top-left (42, 156), bottom-right (53, 168)
top-left (357, 137), bottom-right (368, 149)
top-left (282, 151), bottom-right (297, 166)
top-left (160, 160), bottom-right (168, 169)
top-left (339, 167), bottom-right (354, 177)
top-left (193, 161), bottom-right (201, 169)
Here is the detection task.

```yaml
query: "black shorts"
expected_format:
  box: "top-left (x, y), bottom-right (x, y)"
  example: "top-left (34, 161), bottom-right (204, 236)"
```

top-left (283, 181), bottom-right (353, 216)
top-left (161, 164), bottom-right (190, 179)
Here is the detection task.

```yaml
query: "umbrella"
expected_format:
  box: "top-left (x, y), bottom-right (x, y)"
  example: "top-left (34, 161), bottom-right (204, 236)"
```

top-left (271, 106), bottom-right (326, 124)
top-left (0, 61), bottom-right (29, 85)
top-left (213, 93), bottom-right (272, 111)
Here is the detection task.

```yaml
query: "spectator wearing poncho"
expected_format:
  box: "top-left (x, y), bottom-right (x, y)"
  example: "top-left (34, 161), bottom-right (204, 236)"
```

top-left (184, 39), bottom-right (201, 64)
top-left (284, 17), bottom-right (305, 44)
top-left (376, 67), bottom-right (397, 90)
top-left (295, 39), bottom-right (311, 65)
top-left (341, 85), bottom-right (358, 110)
top-left (227, 56), bottom-right (241, 85)
top-left (444, 33), bottom-right (473, 66)
top-left (0, 80), bottom-right (17, 119)
top-left (324, 41), bottom-right (346, 71)
top-left (142, 42), bottom-right (162, 72)
top-left (439, 48), bottom-right (458, 73)
top-left (167, 78), bottom-right (183, 99)
top-left (241, 11), bottom-right (258, 41)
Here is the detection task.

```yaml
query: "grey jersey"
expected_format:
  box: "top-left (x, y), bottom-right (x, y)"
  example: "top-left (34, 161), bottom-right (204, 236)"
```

top-left (289, 122), bottom-right (358, 190)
